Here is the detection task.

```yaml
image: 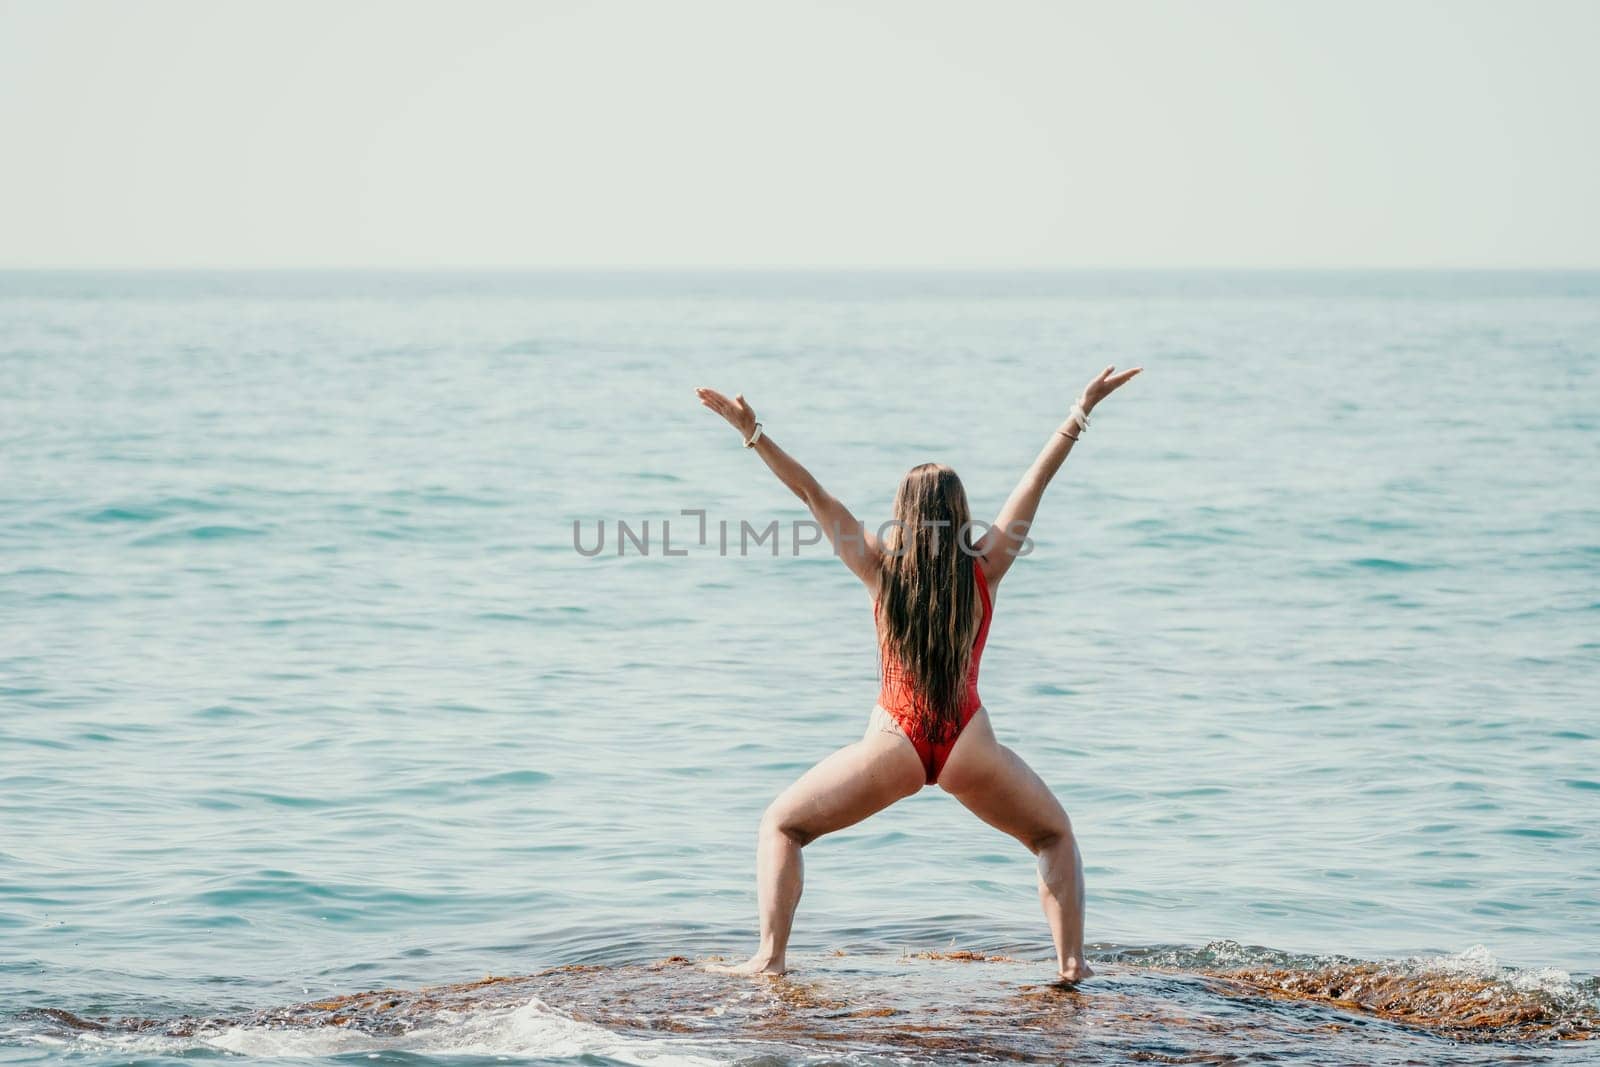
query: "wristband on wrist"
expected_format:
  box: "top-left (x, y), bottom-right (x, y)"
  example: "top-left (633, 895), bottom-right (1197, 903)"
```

top-left (743, 422), bottom-right (764, 448)
top-left (1066, 403), bottom-right (1090, 435)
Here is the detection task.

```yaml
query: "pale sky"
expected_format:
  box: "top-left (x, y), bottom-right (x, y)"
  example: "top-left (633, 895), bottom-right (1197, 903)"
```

top-left (2, 0), bottom-right (1596, 269)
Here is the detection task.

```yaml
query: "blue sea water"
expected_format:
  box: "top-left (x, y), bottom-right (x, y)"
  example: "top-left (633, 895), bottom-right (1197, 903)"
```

top-left (1, 269), bottom-right (1597, 1063)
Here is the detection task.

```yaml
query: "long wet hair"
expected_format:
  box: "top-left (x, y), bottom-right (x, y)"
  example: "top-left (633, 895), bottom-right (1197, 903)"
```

top-left (876, 463), bottom-right (982, 744)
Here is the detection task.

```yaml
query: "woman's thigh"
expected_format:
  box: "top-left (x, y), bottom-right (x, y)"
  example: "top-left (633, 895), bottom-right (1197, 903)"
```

top-left (936, 709), bottom-right (1069, 852)
top-left (767, 726), bottom-right (925, 844)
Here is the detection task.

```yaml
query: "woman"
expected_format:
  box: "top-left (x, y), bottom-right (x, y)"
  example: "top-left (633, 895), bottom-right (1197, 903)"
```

top-left (694, 364), bottom-right (1141, 984)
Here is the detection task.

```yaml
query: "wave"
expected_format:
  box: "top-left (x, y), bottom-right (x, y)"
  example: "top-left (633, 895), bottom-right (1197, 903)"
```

top-left (22, 997), bottom-right (722, 1065)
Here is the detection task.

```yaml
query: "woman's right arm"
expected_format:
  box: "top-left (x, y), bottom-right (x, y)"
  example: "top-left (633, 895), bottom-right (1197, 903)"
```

top-left (974, 364), bottom-right (1142, 587)
top-left (696, 386), bottom-right (882, 588)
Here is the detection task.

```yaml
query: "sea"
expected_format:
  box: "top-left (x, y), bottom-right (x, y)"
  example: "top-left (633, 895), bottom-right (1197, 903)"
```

top-left (1, 269), bottom-right (1597, 1065)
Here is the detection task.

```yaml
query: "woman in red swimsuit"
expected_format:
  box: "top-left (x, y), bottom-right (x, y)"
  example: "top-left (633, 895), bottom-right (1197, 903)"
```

top-left (695, 364), bottom-right (1141, 984)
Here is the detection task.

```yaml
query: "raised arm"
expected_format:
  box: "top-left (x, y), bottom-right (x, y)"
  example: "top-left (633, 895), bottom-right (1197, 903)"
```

top-left (695, 387), bottom-right (881, 588)
top-left (973, 364), bottom-right (1142, 587)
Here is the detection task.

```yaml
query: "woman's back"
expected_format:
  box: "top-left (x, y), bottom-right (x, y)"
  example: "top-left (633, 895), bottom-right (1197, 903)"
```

top-left (875, 555), bottom-right (994, 784)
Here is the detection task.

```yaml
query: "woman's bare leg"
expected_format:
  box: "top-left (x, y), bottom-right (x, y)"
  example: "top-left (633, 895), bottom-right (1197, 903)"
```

top-left (710, 716), bottom-right (925, 975)
top-left (936, 709), bottom-right (1092, 983)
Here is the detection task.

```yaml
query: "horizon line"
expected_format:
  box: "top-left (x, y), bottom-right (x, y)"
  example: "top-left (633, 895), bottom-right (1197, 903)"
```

top-left (3, 264), bottom-right (1600, 274)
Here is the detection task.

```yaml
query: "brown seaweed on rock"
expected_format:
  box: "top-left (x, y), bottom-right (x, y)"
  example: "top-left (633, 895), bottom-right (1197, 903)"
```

top-left (1206, 960), bottom-right (1600, 1043)
top-left (23, 950), bottom-right (1599, 1062)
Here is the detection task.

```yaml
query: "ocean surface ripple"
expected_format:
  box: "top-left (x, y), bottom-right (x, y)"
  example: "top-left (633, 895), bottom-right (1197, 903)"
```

top-left (1, 270), bottom-right (1596, 1065)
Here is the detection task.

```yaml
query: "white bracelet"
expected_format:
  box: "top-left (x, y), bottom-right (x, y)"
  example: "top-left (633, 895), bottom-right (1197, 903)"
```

top-left (1067, 403), bottom-right (1090, 434)
top-left (743, 422), bottom-right (764, 448)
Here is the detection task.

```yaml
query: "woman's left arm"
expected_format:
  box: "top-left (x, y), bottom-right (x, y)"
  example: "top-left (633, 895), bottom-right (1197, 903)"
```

top-left (696, 387), bottom-right (881, 588)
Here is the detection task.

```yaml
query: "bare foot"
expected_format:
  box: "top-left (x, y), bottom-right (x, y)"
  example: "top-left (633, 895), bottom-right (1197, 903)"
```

top-left (1056, 957), bottom-right (1095, 985)
top-left (703, 954), bottom-right (787, 976)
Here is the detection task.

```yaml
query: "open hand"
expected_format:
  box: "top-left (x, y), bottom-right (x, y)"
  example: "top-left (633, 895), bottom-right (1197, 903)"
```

top-left (1078, 364), bottom-right (1142, 414)
top-left (695, 387), bottom-right (758, 440)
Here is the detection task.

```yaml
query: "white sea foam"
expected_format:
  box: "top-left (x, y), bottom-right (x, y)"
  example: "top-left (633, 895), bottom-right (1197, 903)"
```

top-left (40, 998), bottom-right (728, 1065)
top-left (1421, 944), bottom-right (1577, 998)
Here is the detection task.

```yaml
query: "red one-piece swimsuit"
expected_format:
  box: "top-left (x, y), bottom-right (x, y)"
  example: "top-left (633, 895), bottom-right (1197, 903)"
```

top-left (874, 557), bottom-right (994, 784)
